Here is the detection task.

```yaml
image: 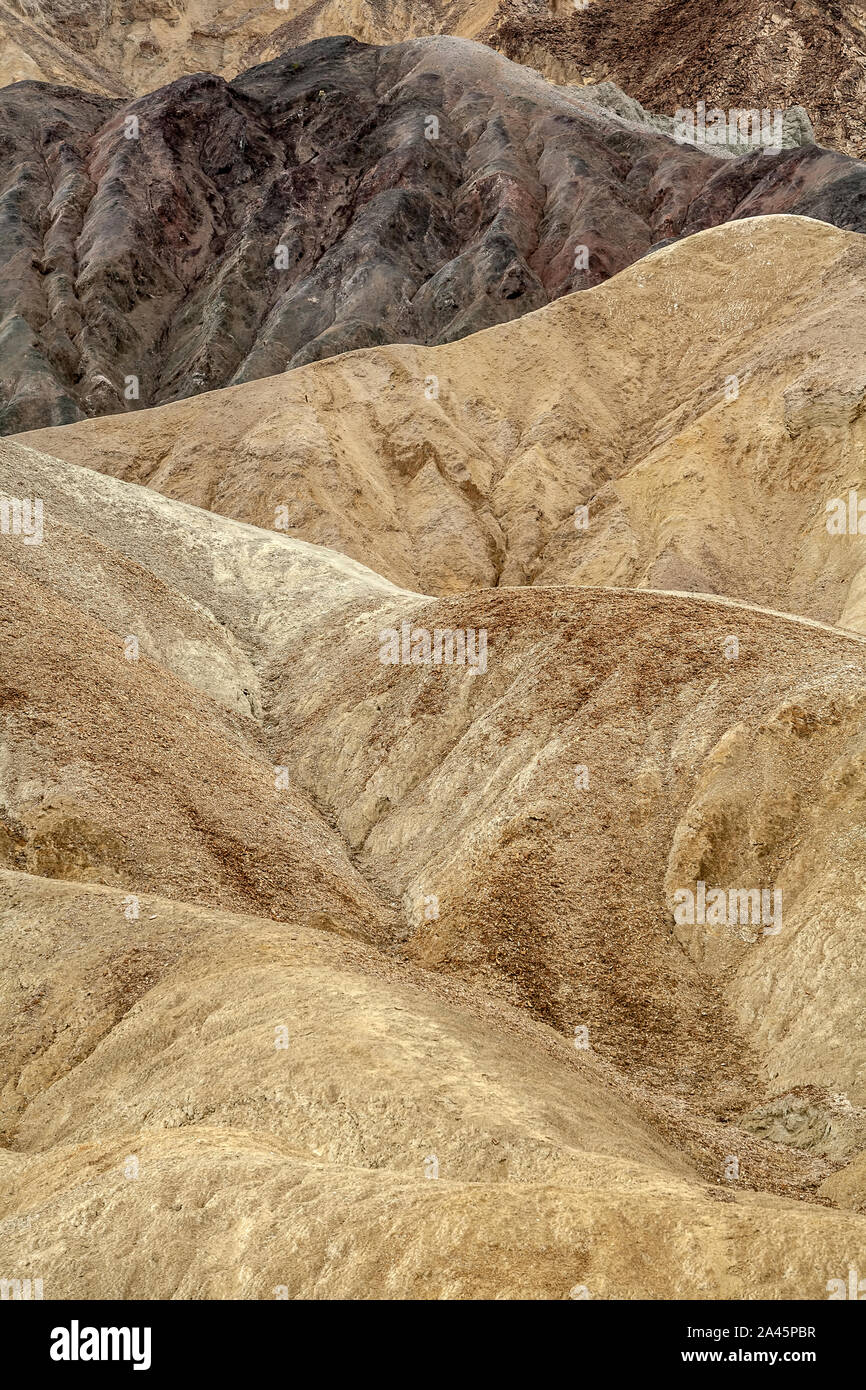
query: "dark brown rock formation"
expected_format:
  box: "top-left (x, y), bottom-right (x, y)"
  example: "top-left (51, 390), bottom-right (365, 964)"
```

top-left (3, 34), bottom-right (866, 433)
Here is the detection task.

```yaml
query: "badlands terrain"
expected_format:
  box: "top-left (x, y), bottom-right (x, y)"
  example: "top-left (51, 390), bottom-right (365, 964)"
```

top-left (9, 35), bottom-right (866, 434)
top-left (2, 11), bottom-right (866, 1305)
top-left (23, 215), bottom-right (866, 626)
top-left (1, 1), bottom-right (865, 156)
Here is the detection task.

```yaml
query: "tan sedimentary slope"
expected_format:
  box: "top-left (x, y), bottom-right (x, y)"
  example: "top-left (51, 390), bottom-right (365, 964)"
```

top-left (3, 436), bottom-right (866, 1291)
top-left (0, 0), bottom-right (279, 95)
top-left (0, 3), bottom-right (131, 96)
top-left (267, 579), bottom-right (866, 1121)
top-left (10, 431), bottom-right (866, 1111)
top-left (2, 871), bottom-right (865, 1299)
top-left (0, 436), bottom-right (405, 940)
top-left (25, 215), bottom-right (866, 630)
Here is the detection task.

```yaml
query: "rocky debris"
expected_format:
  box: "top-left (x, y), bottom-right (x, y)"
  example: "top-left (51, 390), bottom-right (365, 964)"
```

top-left (740, 1089), bottom-right (866, 1163)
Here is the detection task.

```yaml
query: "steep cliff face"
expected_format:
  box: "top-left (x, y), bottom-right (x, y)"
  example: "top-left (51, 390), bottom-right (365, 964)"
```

top-left (2, 35), bottom-right (864, 433)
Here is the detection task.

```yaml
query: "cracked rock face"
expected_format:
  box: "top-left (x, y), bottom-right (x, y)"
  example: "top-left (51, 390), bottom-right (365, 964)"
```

top-left (4, 34), bottom-right (866, 434)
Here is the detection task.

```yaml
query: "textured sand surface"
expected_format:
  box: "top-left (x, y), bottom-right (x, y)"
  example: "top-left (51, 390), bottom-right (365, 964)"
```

top-left (2, 873), bottom-right (865, 1300)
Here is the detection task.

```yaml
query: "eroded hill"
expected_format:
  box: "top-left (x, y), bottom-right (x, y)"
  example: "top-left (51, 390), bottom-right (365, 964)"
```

top-left (3, 1), bottom-right (866, 160)
top-left (2, 431), bottom-right (866, 1295)
top-left (24, 216), bottom-right (866, 631)
top-left (5, 38), bottom-right (866, 434)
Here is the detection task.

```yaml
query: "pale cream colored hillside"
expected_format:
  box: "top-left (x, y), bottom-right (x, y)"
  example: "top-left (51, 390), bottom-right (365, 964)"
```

top-left (0, 436), bottom-right (406, 942)
top-left (26, 216), bottom-right (866, 631)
